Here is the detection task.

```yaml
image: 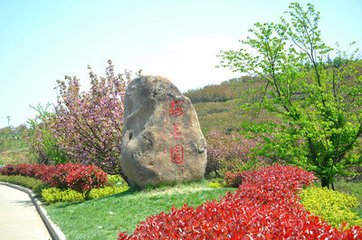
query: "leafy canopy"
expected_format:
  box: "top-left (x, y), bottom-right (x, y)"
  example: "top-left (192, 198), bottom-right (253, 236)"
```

top-left (220, 2), bottom-right (362, 188)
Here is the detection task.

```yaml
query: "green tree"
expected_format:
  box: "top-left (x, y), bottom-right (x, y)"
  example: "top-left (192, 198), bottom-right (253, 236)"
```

top-left (220, 2), bottom-right (362, 189)
top-left (27, 104), bottom-right (68, 164)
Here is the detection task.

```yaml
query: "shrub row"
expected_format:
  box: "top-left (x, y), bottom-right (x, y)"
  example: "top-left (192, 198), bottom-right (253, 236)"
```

top-left (0, 175), bottom-right (48, 194)
top-left (118, 165), bottom-right (361, 239)
top-left (0, 163), bottom-right (108, 192)
top-left (42, 187), bottom-right (85, 204)
top-left (300, 186), bottom-right (362, 229)
top-left (42, 185), bottom-right (129, 204)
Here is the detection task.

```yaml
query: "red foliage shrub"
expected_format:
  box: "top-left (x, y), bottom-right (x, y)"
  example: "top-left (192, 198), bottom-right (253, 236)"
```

top-left (16, 164), bottom-right (36, 177)
top-left (118, 165), bottom-right (361, 239)
top-left (33, 164), bottom-right (57, 184)
top-left (0, 164), bottom-right (19, 176)
top-left (49, 163), bottom-right (83, 189)
top-left (66, 165), bottom-right (108, 192)
top-left (0, 163), bottom-right (108, 192)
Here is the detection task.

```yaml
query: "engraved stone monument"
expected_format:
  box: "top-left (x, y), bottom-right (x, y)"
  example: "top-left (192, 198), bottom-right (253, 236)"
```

top-left (120, 76), bottom-right (207, 188)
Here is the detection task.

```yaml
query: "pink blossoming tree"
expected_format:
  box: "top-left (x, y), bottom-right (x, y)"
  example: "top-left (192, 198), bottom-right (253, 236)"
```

top-left (52, 60), bottom-right (130, 177)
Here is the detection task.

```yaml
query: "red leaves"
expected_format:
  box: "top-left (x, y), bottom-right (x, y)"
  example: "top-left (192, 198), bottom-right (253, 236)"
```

top-left (0, 164), bottom-right (19, 176)
top-left (65, 164), bottom-right (108, 192)
top-left (118, 165), bottom-right (361, 239)
top-left (0, 163), bottom-right (108, 192)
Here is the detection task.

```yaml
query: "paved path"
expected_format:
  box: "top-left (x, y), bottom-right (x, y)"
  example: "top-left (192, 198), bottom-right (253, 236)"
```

top-left (0, 184), bottom-right (52, 240)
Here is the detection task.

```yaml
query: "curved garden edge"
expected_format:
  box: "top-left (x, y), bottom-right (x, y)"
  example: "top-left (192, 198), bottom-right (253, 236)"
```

top-left (0, 181), bottom-right (66, 240)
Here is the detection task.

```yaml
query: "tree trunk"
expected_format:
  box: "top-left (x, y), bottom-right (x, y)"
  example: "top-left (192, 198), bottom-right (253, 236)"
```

top-left (321, 176), bottom-right (330, 188)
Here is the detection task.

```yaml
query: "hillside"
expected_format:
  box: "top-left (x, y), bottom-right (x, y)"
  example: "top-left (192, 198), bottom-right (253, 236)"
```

top-left (185, 59), bottom-right (362, 135)
top-left (184, 76), bottom-right (279, 134)
top-left (0, 125), bottom-right (33, 165)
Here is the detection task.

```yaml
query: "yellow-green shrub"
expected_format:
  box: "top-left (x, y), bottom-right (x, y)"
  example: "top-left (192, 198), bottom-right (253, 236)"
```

top-left (42, 188), bottom-right (85, 204)
top-left (106, 175), bottom-right (127, 187)
top-left (300, 186), bottom-right (362, 228)
top-left (207, 181), bottom-right (224, 188)
top-left (88, 186), bottom-right (129, 199)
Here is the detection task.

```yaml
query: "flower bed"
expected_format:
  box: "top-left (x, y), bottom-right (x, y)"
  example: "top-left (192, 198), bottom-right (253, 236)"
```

top-left (0, 163), bottom-right (108, 192)
top-left (118, 165), bottom-right (361, 239)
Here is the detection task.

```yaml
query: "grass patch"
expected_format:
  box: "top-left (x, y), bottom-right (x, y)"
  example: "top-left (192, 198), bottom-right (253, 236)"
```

top-left (0, 175), bottom-right (48, 194)
top-left (0, 137), bottom-right (34, 165)
top-left (334, 179), bottom-right (362, 218)
top-left (45, 180), bottom-right (235, 240)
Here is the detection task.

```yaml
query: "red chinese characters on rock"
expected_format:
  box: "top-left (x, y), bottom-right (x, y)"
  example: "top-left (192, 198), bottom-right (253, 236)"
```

top-left (169, 100), bottom-right (184, 117)
top-left (168, 99), bottom-right (185, 165)
top-left (172, 122), bottom-right (181, 140)
top-left (170, 144), bottom-right (184, 164)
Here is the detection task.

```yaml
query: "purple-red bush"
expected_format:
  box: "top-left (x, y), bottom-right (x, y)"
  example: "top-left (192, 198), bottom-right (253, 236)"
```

top-left (16, 164), bottom-right (36, 177)
top-left (0, 164), bottom-right (18, 176)
top-left (51, 60), bottom-right (129, 176)
top-left (33, 164), bottom-right (57, 184)
top-left (118, 165), bottom-right (361, 239)
top-left (205, 131), bottom-right (266, 176)
top-left (0, 163), bottom-right (108, 192)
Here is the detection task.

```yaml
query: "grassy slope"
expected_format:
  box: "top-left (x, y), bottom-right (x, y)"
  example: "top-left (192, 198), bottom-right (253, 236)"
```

top-left (0, 138), bottom-right (32, 165)
top-left (334, 179), bottom-right (362, 217)
top-left (45, 181), bottom-right (235, 240)
top-left (0, 127), bottom-right (33, 165)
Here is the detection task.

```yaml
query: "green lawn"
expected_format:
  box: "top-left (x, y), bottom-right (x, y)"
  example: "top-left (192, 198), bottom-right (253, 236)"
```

top-left (334, 179), bottom-right (362, 218)
top-left (45, 181), bottom-right (235, 240)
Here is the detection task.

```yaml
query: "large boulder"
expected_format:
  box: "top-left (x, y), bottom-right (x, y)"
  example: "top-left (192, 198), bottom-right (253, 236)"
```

top-left (120, 76), bottom-right (207, 188)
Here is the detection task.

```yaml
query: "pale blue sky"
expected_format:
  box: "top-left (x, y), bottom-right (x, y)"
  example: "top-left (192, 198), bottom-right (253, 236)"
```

top-left (0, 0), bottom-right (361, 128)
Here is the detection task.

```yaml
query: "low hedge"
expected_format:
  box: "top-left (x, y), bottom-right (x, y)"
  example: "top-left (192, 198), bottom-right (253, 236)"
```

top-left (0, 175), bottom-right (48, 194)
top-left (88, 186), bottom-right (129, 200)
top-left (41, 186), bottom-right (129, 204)
top-left (300, 186), bottom-right (362, 229)
top-left (42, 188), bottom-right (85, 204)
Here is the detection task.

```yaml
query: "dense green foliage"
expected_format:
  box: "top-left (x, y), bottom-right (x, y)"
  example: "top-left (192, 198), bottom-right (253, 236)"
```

top-left (220, 2), bottom-right (362, 188)
top-left (300, 186), bottom-right (362, 228)
top-left (0, 175), bottom-right (48, 194)
top-left (27, 104), bottom-right (68, 165)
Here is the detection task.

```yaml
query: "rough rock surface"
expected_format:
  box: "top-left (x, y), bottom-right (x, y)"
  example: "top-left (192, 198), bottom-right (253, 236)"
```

top-left (120, 76), bottom-right (207, 188)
